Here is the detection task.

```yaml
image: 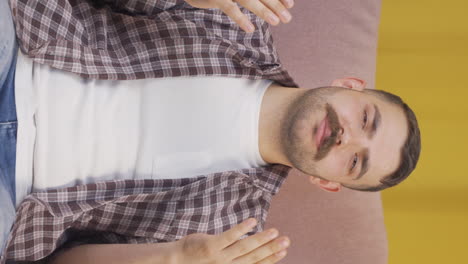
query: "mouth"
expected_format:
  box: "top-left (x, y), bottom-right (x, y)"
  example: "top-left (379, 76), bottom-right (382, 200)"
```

top-left (315, 115), bottom-right (332, 151)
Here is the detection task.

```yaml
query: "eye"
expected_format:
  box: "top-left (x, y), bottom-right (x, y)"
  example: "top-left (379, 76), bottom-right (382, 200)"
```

top-left (362, 110), bottom-right (368, 129)
top-left (351, 153), bottom-right (358, 171)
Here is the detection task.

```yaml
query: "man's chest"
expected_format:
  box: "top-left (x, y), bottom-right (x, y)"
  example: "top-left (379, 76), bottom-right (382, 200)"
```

top-left (29, 68), bottom-right (271, 189)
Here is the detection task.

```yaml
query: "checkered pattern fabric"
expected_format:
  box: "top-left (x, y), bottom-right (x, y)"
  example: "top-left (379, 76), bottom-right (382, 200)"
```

top-left (1, 165), bottom-right (291, 263)
top-left (9, 0), bottom-right (297, 87)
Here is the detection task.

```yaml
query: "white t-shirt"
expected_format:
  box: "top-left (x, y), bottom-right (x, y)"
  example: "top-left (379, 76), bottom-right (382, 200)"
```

top-left (14, 51), bottom-right (272, 205)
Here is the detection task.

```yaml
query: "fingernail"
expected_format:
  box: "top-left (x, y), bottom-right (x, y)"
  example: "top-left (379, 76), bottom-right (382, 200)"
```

top-left (268, 229), bottom-right (279, 239)
top-left (245, 23), bottom-right (255, 33)
top-left (276, 250), bottom-right (287, 257)
top-left (281, 10), bottom-right (292, 23)
top-left (267, 13), bottom-right (280, 25)
top-left (279, 238), bottom-right (290, 247)
top-left (285, 0), bottom-right (294, 8)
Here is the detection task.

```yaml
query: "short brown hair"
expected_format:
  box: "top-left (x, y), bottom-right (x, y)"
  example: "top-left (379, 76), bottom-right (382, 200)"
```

top-left (345, 89), bottom-right (421, 192)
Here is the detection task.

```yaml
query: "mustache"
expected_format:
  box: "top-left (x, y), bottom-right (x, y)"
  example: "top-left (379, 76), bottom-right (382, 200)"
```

top-left (314, 104), bottom-right (341, 161)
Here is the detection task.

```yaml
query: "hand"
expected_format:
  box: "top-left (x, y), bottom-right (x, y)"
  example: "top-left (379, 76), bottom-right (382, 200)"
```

top-left (184, 0), bottom-right (294, 33)
top-left (173, 218), bottom-right (290, 264)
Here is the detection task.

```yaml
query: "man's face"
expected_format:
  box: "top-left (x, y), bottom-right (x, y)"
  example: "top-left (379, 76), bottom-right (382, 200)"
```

top-left (281, 86), bottom-right (408, 190)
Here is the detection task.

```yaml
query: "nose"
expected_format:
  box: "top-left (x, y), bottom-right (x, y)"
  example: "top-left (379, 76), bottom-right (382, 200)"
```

top-left (335, 127), bottom-right (345, 145)
top-left (335, 125), bottom-right (365, 147)
top-left (336, 121), bottom-right (369, 147)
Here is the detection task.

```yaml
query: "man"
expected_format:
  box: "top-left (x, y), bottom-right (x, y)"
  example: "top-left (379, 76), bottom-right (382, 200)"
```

top-left (0, 0), bottom-right (421, 262)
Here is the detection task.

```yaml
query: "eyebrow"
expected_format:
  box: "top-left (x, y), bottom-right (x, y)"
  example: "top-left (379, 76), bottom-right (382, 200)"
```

top-left (355, 149), bottom-right (369, 180)
top-left (368, 104), bottom-right (381, 139)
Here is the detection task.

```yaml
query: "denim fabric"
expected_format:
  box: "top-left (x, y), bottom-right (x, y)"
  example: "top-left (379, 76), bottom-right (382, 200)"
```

top-left (0, 0), bottom-right (18, 252)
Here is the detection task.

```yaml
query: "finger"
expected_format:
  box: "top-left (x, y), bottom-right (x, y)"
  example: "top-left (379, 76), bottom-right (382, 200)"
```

top-left (256, 249), bottom-right (288, 264)
top-left (215, 218), bottom-right (258, 249)
top-left (231, 236), bottom-right (290, 264)
top-left (224, 228), bottom-right (279, 259)
top-left (216, 0), bottom-right (256, 33)
top-left (259, 0), bottom-right (292, 23)
top-left (281, 0), bottom-right (294, 9)
top-left (236, 0), bottom-right (281, 26)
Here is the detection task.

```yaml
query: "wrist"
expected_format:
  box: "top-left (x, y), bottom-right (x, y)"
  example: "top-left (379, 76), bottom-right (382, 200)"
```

top-left (142, 241), bottom-right (182, 264)
top-left (164, 240), bottom-right (184, 264)
top-left (123, 242), bottom-right (179, 264)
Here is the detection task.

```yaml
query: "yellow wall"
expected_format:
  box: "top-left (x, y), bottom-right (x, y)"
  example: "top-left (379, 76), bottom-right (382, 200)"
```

top-left (377, 0), bottom-right (468, 263)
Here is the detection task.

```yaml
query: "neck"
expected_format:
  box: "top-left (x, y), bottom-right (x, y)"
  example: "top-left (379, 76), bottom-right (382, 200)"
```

top-left (259, 83), bottom-right (307, 166)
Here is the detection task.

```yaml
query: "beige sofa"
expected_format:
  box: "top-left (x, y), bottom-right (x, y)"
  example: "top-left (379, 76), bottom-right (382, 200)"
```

top-left (266, 1), bottom-right (388, 263)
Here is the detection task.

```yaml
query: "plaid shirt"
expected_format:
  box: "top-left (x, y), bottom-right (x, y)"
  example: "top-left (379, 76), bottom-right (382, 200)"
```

top-left (2, 166), bottom-right (291, 263)
top-left (10, 0), bottom-right (297, 87)
top-left (3, 0), bottom-right (298, 262)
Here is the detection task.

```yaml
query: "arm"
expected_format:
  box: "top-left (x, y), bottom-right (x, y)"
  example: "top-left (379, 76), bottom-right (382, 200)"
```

top-left (48, 243), bottom-right (174, 264)
top-left (49, 219), bottom-right (290, 264)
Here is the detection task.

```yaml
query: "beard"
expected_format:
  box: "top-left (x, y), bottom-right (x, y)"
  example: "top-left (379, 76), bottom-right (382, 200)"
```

top-left (280, 87), bottom-right (342, 176)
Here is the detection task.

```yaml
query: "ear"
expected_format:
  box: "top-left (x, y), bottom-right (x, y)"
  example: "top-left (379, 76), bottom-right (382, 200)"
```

top-left (308, 176), bottom-right (342, 193)
top-left (331, 77), bottom-right (367, 91)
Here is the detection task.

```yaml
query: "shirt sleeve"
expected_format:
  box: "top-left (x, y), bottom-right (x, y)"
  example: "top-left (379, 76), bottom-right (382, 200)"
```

top-left (88, 0), bottom-right (190, 16)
